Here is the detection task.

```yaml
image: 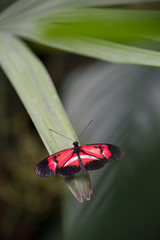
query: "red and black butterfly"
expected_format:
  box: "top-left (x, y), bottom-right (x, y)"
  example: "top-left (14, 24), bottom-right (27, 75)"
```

top-left (35, 121), bottom-right (125, 177)
top-left (34, 140), bottom-right (125, 177)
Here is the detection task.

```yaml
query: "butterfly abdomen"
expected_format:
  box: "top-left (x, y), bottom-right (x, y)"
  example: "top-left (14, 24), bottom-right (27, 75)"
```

top-left (77, 154), bottom-right (86, 172)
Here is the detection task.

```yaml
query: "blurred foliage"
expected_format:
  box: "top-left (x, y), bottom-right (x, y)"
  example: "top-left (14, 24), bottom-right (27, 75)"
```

top-left (1, 1), bottom-right (160, 66)
top-left (0, 0), bottom-right (160, 240)
top-left (61, 62), bottom-right (160, 240)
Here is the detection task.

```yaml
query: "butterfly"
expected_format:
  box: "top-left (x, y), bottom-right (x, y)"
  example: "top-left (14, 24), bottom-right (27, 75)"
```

top-left (34, 121), bottom-right (125, 177)
top-left (34, 141), bottom-right (125, 177)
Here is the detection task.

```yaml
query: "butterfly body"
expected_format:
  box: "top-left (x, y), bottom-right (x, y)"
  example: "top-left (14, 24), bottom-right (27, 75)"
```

top-left (34, 141), bottom-right (125, 177)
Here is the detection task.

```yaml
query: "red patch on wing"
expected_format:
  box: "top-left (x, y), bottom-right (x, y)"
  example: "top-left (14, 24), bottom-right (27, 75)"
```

top-left (63, 153), bottom-right (79, 167)
top-left (79, 151), bottom-right (105, 170)
top-left (57, 153), bottom-right (81, 176)
top-left (101, 144), bottom-right (112, 159)
top-left (48, 148), bottom-right (74, 170)
top-left (79, 152), bottom-right (98, 164)
top-left (81, 144), bottom-right (111, 159)
top-left (48, 156), bottom-right (57, 173)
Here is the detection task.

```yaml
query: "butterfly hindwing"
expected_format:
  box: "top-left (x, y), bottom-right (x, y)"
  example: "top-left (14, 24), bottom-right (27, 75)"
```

top-left (79, 151), bottom-right (105, 170)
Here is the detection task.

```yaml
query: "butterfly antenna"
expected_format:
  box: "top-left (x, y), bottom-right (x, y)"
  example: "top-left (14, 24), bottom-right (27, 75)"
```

top-left (76, 120), bottom-right (93, 141)
top-left (49, 129), bottom-right (74, 142)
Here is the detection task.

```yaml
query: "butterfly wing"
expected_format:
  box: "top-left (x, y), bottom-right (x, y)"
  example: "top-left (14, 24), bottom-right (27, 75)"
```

top-left (80, 144), bottom-right (125, 171)
top-left (34, 144), bottom-right (125, 177)
top-left (57, 153), bottom-right (81, 176)
top-left (34, 157), bottom-right (55, 177)
top-left (34, 148), bottom-right (74, 177)
top-left (79, 151), bottom-right (105, 170)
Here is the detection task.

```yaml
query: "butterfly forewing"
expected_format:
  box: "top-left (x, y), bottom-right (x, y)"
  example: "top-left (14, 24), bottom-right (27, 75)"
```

top-left (54, 148), bottom-right (74, 168)
top-left (34, 157), bottom-right (56, 177)
top-left (34, 147), bottom-right (74, 177)
top-left (57, 153), bottom-right (81, 176)
top-left (106, 144), bottom-right (125, 162)
top-left (81, 144), bottom-right (111, 159)
top-left (80, 144), bottom-right (125, 170)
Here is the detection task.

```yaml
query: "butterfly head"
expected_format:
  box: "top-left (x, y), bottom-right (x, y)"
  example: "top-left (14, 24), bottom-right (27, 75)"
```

top-left (73, 141), bottom-right (79, 148)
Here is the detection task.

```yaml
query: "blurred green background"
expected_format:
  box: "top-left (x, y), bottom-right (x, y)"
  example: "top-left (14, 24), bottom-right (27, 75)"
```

top-left (0, 0), bottom-right (160, 240)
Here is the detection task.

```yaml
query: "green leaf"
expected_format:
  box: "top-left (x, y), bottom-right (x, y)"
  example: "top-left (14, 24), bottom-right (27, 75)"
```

top-left (12, 31), bottom-right (160, 67)
top-left (65, 171), bottom-right (92, 202)
top-left (0, 33), bottom-right (75, 154)
top-left (0, 32), bottom-right (91, 202)
top-left (1, 0), bottom-right (158, 26)
top-left (2, 6), bottom-right (160, 67)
